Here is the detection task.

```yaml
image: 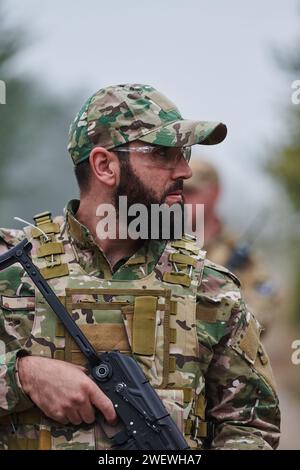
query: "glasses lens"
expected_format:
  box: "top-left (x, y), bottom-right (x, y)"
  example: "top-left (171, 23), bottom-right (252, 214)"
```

top-left (113, 145), bottom-right (191, 168)
top-left (182, 146), bottom-right (191, 163)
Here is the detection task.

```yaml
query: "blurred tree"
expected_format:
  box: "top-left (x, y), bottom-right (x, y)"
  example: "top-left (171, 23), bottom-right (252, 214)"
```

top-left (270, 109), bottom-right (300, 212)
top-left (270, 21), bottom-right (300, 322)
top-left (0, 2), bottom-right (33, 197)
top-left (0, 1), bottom-right (78, 226)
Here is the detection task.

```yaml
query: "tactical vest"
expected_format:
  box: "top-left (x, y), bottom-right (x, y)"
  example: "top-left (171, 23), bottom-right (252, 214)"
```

top-left (4, 211), bottom-right (210, 450)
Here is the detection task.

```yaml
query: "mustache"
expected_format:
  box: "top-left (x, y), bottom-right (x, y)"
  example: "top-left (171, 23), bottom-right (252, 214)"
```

top-left (163, 180), bottom-right (184, 198)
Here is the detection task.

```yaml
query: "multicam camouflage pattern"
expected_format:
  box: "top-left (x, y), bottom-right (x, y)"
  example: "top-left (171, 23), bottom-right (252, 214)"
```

top-left (67, 84), bottom-right (227, 165)
top-left (0, 202), bottom-right (280, 450)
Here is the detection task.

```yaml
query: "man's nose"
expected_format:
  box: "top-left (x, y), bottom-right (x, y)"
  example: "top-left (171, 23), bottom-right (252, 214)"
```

top-left (171, 156), bottom-right (193, 180)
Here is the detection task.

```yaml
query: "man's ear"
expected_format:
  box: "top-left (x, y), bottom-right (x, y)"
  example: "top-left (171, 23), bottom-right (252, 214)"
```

top-left (89, 147), bottom-right (119, 187)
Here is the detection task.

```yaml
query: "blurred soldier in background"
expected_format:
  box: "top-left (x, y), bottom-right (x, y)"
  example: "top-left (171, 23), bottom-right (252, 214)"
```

top-left (184, 159), bottom-right (281, 334)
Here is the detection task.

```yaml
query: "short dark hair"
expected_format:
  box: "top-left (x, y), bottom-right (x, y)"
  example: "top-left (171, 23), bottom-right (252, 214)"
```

top-left (74, 158), bottom-right (91, 193)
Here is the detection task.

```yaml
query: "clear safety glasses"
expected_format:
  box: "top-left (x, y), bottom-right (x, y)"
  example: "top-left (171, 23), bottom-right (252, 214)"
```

top-left (112, 144), bottom-right (191, 169)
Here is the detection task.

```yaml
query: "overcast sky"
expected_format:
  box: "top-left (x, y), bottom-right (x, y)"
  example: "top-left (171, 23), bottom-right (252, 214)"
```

top-left (3, 0), bottom-right (299, 231)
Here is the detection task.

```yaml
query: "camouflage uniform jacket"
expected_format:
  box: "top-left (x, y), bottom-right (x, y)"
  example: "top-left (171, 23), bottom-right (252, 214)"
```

top-left (0, 200), bottom-right (280, 450)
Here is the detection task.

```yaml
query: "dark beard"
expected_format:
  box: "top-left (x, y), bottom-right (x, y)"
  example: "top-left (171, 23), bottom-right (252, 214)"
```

top-left (114, 157), bottom-right (184, 240)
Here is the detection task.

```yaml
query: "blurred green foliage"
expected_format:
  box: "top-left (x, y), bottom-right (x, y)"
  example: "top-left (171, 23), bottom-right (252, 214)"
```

top-left (0, 4), bottom-right (35, 199)
top-left (270, 26), bottom-right (300, 322)
top-left (270, 112), bottom-right (300, 212)
top-left (0, 2), bottom-right (78, 225)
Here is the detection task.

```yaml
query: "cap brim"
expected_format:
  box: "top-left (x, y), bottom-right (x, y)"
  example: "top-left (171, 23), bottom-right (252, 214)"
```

top-left (139, 120), bottom-right (227, 147)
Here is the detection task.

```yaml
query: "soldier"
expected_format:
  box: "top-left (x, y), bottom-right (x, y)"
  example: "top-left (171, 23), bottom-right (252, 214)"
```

top-left (183, 159), bottom-right (281, 333)
top-left (0, 84), bottom-right (280, 450)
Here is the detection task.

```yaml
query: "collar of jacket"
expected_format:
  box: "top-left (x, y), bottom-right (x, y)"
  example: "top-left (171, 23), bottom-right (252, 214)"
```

top-left (64, 199), bottom-right (166, 280)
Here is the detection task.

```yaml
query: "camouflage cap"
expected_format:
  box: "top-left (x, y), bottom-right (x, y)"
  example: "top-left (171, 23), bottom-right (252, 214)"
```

top-left (68, 83), bottom-right (227, 165)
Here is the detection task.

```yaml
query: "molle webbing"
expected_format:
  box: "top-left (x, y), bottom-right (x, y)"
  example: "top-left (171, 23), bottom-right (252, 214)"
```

top-left (31, 211), bottom-right (69, 280)
top-left (21, 218), bottom-right (209, 448)
top-left (62, 288), bottom-right (171, 386)
top-left (31, 211), bottom-right (60, 238)
top-left (0, 409), bottom-right (52, 450)
top-left (133, 296), bottom-right (157, 355)
top-left (162, 235), bottom-right (202, 288)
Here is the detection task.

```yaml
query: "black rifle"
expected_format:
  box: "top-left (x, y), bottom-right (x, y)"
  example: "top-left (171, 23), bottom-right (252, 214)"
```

top-left (0, 239), bottom-right (188, 450)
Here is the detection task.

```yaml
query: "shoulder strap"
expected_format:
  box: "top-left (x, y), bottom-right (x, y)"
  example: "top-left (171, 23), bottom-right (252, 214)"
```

top-left (155, 234), bottom-right (207, 293)
top-left (24, 211), bottom-right (69, 280)
top-left (204, 258), bottom-right (241, 286)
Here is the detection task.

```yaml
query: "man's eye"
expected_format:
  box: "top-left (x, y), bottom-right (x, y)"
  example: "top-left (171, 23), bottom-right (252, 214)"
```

top-left (153, 148), bottom-right (166, 158)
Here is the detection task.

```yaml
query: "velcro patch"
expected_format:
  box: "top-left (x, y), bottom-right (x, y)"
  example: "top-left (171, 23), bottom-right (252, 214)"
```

top-left (0, 295), bottom-right (35, 311)
top-left (232, 314), bottom-right (261, 364)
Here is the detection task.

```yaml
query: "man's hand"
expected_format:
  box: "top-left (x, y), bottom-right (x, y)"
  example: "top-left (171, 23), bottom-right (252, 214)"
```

top-left (17, 356), bottom-right (118, 426)
top-left (0, 242), bottom-right (8, 254)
